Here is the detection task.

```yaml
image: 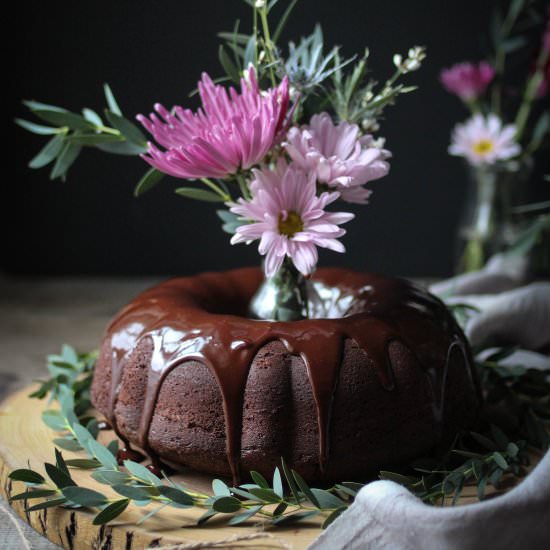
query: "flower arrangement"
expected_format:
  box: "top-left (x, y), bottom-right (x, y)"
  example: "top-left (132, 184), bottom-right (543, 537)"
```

top-left (16, 0), bottom-right (424, 319)
top-left (440, 0), bottom-right (550, 272)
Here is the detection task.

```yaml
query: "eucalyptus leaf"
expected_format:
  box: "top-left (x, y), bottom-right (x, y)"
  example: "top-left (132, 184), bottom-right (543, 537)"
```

top-left (272, 467), bottom-right (283, 498)
top-left (92, 499), bottom-right (130, 525)
top-left (23, 100), bottom-right (67, 113)
top-left (112, 484), bottom-right (154, 501)
top-left (322, 506), bottom-right (346, 529)
top-left (158, 485), bottom-right (194, 506)
top-left (88, 439), bottom-right (118, 469)
top-left (91, 470), bottom-right (131, 486)
top-left (96, 140), bottom-right (146, 155)
top-left (250, 471), bottom-right (269, 489)
top-left (212, 478), bottom-right (231, 496)
top-left (27, 497), bottom-right (68, 512)
top-left (67, 134), bottom-right (124, 146)
top-left (292, 469), bottom-right (320, 508)
top-left (104, 110), bottom-right (147, 146)
top-left (248, 487), bottom-right (281, 503)
top-left (45, 462), bottom-right (76, 489)
top-left (212, 496), bottom-right (242, 513)
top-left (8, 469), bottom-right (46, 485)
top-left (123, 460), bottom-right (162, 485)
top-left (134, 167), bottom-right (164, 197)
top-left (103, 83), bottom-right (122, 116)
top-left (49, 142), bottom-right (82, 180)
top-left (271, 510), bottom-right (319, 525)
top-left (227, 505), bottom-right (262, 525)
top-left (64, 458), bottom-right (102, 469)
top-left (62, 486), bottom-right (107, 507)
top-left (9, 489), bottom-right (58, 502)
top-left (175, 187), bottom-right (225, 202)
top-left (493, 452), bottom-right (509, 470)
top-left (28, 134), bottom-right (65, 169)
top-left (42, 410), bottom-right (68, 431)
top-left (310, 488), bottom-right (346, 509)
top-left (31, 110), bottom-right (95, 131)
top-left (82, 108), bottom-right (103, 127)
top-left (15, 118), bottom-right (59, 135)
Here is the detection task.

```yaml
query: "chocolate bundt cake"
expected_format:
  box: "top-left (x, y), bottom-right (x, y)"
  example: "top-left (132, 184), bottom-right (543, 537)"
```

top-left (91, 268), bottom-right (480, 482)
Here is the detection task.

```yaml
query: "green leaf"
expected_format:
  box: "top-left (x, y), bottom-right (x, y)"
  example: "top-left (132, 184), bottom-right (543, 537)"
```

top-left (248, 487), bottom-right (281, 503)
top-left (96, 140), bottom-right (146, 155)
top-left (310, 488), bottom-right (346, 509)
top-left (15, 118), bottom-right (59, 135)
top-left (112, 484), bottom-right (154, 501)
top-left (292, 470), bottom-right (320, 508)
top-left (506, 442), bottom-right (519, 458)
top-left (322, 506), bottom-right (346, 529)
top-left (230, 487), bottom-right (263, 502)
top-left (31, 110), bottom-right (95, 131)
top-left (92, 499), bottom-right (129, 525)
top-left (216, 209), bottom-right (241, 235)
top-left (49, 142), bottom-right (82, 180)
top-left (103, 83), bottom-right (122, 116)
top-left (212, 478), bottom-right (231, 496)
top-left (493, 452), bottom-right (509, 470)
top-left (64, 458), bottom-right (102, 469)
top-left (87, 439), bottom-right (118, 469)
top-left (227, 505), bottom-right (262, 525)
top-left (9, 489), bottom-right (58, 502)
top-left (23, 100), bottom-right (66, 113)
top-left (9, 469), bottom-right (46, 484)
top-left (281, 458), bottom-right (300, 502)
top-left (82, 108), bottom-right (103, 127)
top-left (91, 470), bottom-right (131, 486)
top-left (477, 475), bottom-right (488, 500)
top-left (158, 486), bottom-right (194, 506)
top-left (379, 471), bottom-right (416, 485)
top-left (212, 496), bottom-right (242, 513)
top-left (42, 410), bottom-right (68, 431)
top-left (104, 110), bottom-right (146, 147)
top-left (62, 486), bottom-right (107, 507)
top-left (67, 134), bottom-right (124, 146)
top-left (272, 510), bottom-right (319, 525)
top-left (27, 497), bottom-right (68, 512)
top-left (175, 187), bottom-right (225, 202)
top-left (45, 462), bottom-right (76, 489)
top-left (273, 502), bottom-right (288, 516)
top-left (250, 471), bottom-right (269, 489)
top-left (123, 460), bottom-right (162, 485)
top-left (28, 134), bottom-right (65, 169)
top-left (55, 448), bottom-right (70, 478)
top-left (272, 467), bottom-right (283, 498)
top-left (197, 509), bottom-right (218, 525)
top-left (218, 44), bottom-right (241, 83)
top-left (134, 167), bottom-right (164, 197)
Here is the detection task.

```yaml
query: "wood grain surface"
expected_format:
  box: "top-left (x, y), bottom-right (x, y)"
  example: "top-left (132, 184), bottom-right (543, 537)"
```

top-left (0, 386), bottom-right (322, 549)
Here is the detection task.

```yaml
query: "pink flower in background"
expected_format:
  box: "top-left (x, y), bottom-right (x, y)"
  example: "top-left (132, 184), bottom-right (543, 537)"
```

top-left (137, 68), bottom-right (290, 179)
top-left (449, 114), bottom-right (520, 166)
top-left (440, 61), bottom-right (495, 101)
top-left (229, 159), bottom-right (354, 276)
top-left (284, 113), bottom-right (391, 204)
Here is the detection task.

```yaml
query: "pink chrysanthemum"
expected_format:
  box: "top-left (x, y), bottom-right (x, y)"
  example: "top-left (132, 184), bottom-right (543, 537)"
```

top-left (284, 113), bottom-right (391, 204)
top-left (137, 68), bottom-right (290, 179)
top-left (229, 160), bottom-right (354, 277)
top-left (440, 61), bottom-right (495, 101)
top-left (449, 114), bottom-right (520, 166)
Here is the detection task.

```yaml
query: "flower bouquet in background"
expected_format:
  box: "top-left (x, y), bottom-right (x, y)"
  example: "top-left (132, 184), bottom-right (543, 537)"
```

top-left (15, 0), bottom-right (424, 320)
top-left (441, 0), bottom-right (550, 274)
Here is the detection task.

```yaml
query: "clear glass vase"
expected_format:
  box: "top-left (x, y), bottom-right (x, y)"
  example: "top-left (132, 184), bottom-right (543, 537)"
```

top-left (455, 160), bottom-right (534, 273)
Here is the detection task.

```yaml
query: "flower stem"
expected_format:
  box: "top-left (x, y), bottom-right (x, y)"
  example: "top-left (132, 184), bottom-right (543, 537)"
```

top-left (259, 5), bottom-right (277, 87)
top-left (200, 178), bottom-right (230, 201)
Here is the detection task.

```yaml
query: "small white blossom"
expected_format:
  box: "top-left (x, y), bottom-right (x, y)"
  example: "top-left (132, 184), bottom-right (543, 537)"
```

top-left (393, 46), bottom-right (426, 73)
top-left (254, 0), bottom-right (266, 8)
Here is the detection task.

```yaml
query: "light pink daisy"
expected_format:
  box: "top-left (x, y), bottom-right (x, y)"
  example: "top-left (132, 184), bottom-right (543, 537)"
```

top-left (284, 113), bottom-right (391, 204)
top-left (229, 160), bottom-right (354, 277)
top-left (136, 67), bottom-right (290, 179)
top-left (440, 61), bottom-right (495, 101)
top-left (449, 114), bottom-right (520, 166)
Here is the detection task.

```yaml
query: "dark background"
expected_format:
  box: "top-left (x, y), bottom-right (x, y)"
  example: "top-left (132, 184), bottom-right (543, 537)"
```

top-left (6, 0), bottom-right (547, 277)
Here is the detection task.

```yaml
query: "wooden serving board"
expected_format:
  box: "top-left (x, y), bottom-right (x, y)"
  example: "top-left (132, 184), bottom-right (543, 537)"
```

top-left (0, 386), bottom-right (539, 550)
top-left (0, 387), bottom-right (321, 549)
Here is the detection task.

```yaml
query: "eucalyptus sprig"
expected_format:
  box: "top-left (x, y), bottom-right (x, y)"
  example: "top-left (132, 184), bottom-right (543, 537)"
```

top-left (16, 85), bottom-right (147, 182)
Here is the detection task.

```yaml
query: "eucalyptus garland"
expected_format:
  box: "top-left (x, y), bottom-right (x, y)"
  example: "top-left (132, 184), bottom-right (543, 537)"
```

top-left (7, 340), bottom-right (550, 529)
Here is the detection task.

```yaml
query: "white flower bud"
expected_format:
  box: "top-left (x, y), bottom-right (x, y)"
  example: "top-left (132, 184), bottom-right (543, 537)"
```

top-left (393, 54), bottom-right (403, 69)
top-left (255, 0), bottom-right (266, 8)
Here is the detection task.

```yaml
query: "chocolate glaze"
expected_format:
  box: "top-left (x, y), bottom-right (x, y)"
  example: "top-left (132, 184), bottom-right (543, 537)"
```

top-left (97, 267), bottom-right (478, 482)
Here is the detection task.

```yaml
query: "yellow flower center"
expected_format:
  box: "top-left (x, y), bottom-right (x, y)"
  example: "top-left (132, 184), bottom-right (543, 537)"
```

top-left (472, 139), bottom-right (494, 155)
top-left (278, 211), bottom-right (303, 237)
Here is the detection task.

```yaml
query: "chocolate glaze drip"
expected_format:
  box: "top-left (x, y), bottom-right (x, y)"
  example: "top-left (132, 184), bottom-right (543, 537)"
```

top-left (100, 267), bottom-right (476, 482)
